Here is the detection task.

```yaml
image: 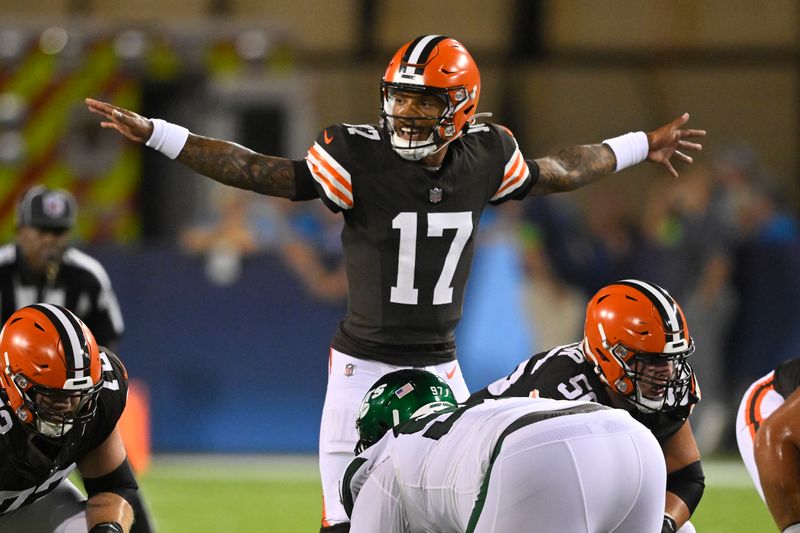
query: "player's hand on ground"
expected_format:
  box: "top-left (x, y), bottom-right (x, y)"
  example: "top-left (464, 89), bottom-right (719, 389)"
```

top-left (85, 98), bottom-right (153, 143)
top-left (646, 113), bottom-right (706, 178)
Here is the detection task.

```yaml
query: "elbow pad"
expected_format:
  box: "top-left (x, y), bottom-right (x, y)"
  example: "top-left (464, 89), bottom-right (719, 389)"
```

top-left (666, 460), bottom-right (705, 515)
top-left (83, 457), bottom-right (139, 507)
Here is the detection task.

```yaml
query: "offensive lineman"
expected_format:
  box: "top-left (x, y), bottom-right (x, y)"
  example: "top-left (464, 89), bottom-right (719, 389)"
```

top-left (86, 35), bottom-right (705, 531)
top-left (0, 304), bottom-right (145, 532)
top-left (469, 280), bottom-right (704, 533)
top-left (344, 369), bottom-right (666, 532)
top-left (736, 357), bottom-right (800, 532)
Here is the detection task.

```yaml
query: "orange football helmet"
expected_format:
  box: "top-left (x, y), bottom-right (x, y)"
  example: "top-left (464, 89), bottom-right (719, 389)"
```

top-left (583, 280), bottom-right (696, 413)
top-left (0, 304), bottom-right (102, 443)
top-left (381, 35), bottom-right (481, 160)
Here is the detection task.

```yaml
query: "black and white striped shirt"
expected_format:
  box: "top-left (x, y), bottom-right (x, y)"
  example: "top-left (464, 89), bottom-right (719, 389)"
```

top-left (0, 244), bottom-right (124, 347)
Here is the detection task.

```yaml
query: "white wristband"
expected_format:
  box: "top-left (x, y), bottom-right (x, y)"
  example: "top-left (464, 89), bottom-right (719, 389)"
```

top-left (602, 131), bottom-right (649, 172)
top-left (145, 119), bottom-right (189, 159)
top-left (783, 524), bottom-right (800, 533)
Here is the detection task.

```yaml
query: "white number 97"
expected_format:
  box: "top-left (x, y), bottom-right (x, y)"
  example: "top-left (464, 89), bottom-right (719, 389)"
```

top-left (430, 386), bottom-right (449, 397)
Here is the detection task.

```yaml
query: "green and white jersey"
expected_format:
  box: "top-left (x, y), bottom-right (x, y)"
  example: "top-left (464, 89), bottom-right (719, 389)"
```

top-left (342, 397), bottom-right (613, 531)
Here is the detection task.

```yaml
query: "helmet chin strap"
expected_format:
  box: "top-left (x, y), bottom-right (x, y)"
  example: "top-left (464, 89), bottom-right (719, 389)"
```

top-left (391, 131), bottom-right (462, 161)
top-left (391, 132), bottom-right (438, 161)
top-left (36, 418), bottom-right (73, 438)
top-left (633, 390), bottom-right (666, 413)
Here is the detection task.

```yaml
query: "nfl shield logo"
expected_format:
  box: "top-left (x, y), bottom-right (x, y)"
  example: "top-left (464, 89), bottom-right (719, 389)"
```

top-left (429, 187), bottom-right (443, 204)
top-left (43, 193), bottom-right (67, 218)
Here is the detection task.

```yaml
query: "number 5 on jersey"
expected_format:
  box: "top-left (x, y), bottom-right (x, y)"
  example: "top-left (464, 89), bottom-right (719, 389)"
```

top-left (390, 211), bottom-right (473, 305)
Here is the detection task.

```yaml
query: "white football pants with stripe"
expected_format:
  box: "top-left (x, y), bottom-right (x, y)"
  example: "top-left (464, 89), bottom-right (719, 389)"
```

top-left (318, 348), bottom-right (470, 528)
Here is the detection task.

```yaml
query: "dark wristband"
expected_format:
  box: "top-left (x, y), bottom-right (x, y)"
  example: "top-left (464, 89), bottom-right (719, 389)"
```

top-left (89, 522), bottom-right (124, 533)
top-left (662, 515), bottom-right (677, 533)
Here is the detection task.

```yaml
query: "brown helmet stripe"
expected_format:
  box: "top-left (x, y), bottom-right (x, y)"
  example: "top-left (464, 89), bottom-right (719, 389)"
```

top-left (616, 279), bottom-right (688, 351)
top-left (28, 303), bottom-right (89, 379)
top-left (400, 35), bottom-right (447, 75)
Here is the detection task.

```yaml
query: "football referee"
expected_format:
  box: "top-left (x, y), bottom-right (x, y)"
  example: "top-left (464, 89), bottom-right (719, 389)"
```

top-left (0, 185), bottom-right (124, 348)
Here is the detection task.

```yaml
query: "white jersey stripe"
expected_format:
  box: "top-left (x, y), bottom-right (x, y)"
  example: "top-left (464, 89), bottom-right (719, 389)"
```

top-left (503, 147), bottom-right (523, 176)
top-left (491, 151), bottom-right (530, 201)
top-left (491, 137), bottom-right (531, 201)
top-left (307, 160), bottom-right (353, 210)
top-left (306, 144), bottom-right (354, 209)
top-left (491, 171), bottom-right (529, 201)
top-left (310, 143), bottom-right (352, 189)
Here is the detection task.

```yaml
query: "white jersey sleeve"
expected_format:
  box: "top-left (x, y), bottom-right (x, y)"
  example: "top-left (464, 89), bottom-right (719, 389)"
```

top-left (348, 457), bottom-right (407, 533)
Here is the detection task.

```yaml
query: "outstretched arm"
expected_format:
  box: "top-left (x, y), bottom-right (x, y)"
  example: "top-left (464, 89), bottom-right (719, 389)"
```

top-left (85, 98), bottom-right (296, 199)
top-left (755, 388), bottom-right (800, 531)
top-left (529, 113), bottom-right (706, 196)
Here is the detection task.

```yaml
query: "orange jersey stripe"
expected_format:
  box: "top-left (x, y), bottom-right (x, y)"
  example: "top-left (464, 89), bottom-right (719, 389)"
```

top-left (745, 375), bottom-right (775, 440)
top-left (496, 174), bottom-right (526, 197)
top-left (308, 146), bottom-right (352, 194)
top-left (308, 161), bottom-right (353, 208)
top-left (503, 151), bottom-right (524, 181)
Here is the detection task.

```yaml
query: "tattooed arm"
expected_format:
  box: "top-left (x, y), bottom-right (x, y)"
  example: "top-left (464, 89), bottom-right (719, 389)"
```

top-left (530, 144), bottom-right (616, 195)
top-left (85, 98), bottom-right (296, 199)
top-left (177, 135), bottom-right (295, 198)
top-left (528, 113), bottom-right (706, 197)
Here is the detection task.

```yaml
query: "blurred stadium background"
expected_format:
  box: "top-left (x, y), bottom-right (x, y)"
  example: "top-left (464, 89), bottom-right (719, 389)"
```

top-left (3, 1), bottom-right (800, 531)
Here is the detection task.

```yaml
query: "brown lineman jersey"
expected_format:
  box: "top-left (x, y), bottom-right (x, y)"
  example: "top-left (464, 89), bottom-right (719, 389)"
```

top-left (296, 122), bottom-right (537, 366)
top-left (469, 342), bottom-right (699, 444)
top-left (0, 349), bottom-right (128, 514)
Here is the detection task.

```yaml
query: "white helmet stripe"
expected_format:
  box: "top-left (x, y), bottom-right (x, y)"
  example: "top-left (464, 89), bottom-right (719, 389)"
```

top-left (36, 303), bottom-right (86, 379)
top-left (406, 34), bottom-right (442, 65)
top-left (618, 279), bottom-right (688, 352)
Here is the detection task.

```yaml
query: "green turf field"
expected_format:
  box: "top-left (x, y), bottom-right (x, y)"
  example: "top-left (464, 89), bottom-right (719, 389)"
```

top-left (131, 454), bottom-right (774, 532)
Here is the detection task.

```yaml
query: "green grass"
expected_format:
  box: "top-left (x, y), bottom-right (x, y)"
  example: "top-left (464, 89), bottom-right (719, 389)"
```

top-left (138, 455), bottom-right (321, 532)
top-left (125, 455), bottom-right (776, 532)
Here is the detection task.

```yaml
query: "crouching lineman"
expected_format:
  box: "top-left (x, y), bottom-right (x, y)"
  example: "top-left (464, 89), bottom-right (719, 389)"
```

top-left (736, 357), bottom-right (800, 532)
top-left (342, 369), bottom-right (666, 532)
top-left (469, 280), bottom-right (704, 533)
top-left (0, 304), bottom-right (148, 533)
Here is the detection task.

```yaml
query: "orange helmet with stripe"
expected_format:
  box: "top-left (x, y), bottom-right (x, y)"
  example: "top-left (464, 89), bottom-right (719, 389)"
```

top-left (381, 35), bottom-right (481, 160)
top-left (0, 304), bottom-right (103, 443)
top-left (583, 280), bottom-right (697, 413)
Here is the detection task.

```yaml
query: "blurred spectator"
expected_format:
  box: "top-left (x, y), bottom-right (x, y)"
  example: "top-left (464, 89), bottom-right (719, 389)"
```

top-left (180, 186), bottom-right (289, 286)
top-left (0, 185), bottom-right (124, 349)
top-left (456, 205), bottom-right (534, 389)
top-left (726, 178), bottom-right (800, 395)
top-left (521, 190), bottom-right (638, 298)
top-left (181, 185), bottom-right (348, 301)
top-left (279, 204), bottom-right (347, 303)
top-left (633, 166), bottom-right (736, 453)
top-left (517, 209), bottom-right (584, 352)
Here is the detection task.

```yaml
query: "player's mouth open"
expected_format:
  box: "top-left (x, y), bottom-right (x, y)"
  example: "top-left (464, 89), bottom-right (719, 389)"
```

top-left (397, 126), bottom-right (429, 142)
